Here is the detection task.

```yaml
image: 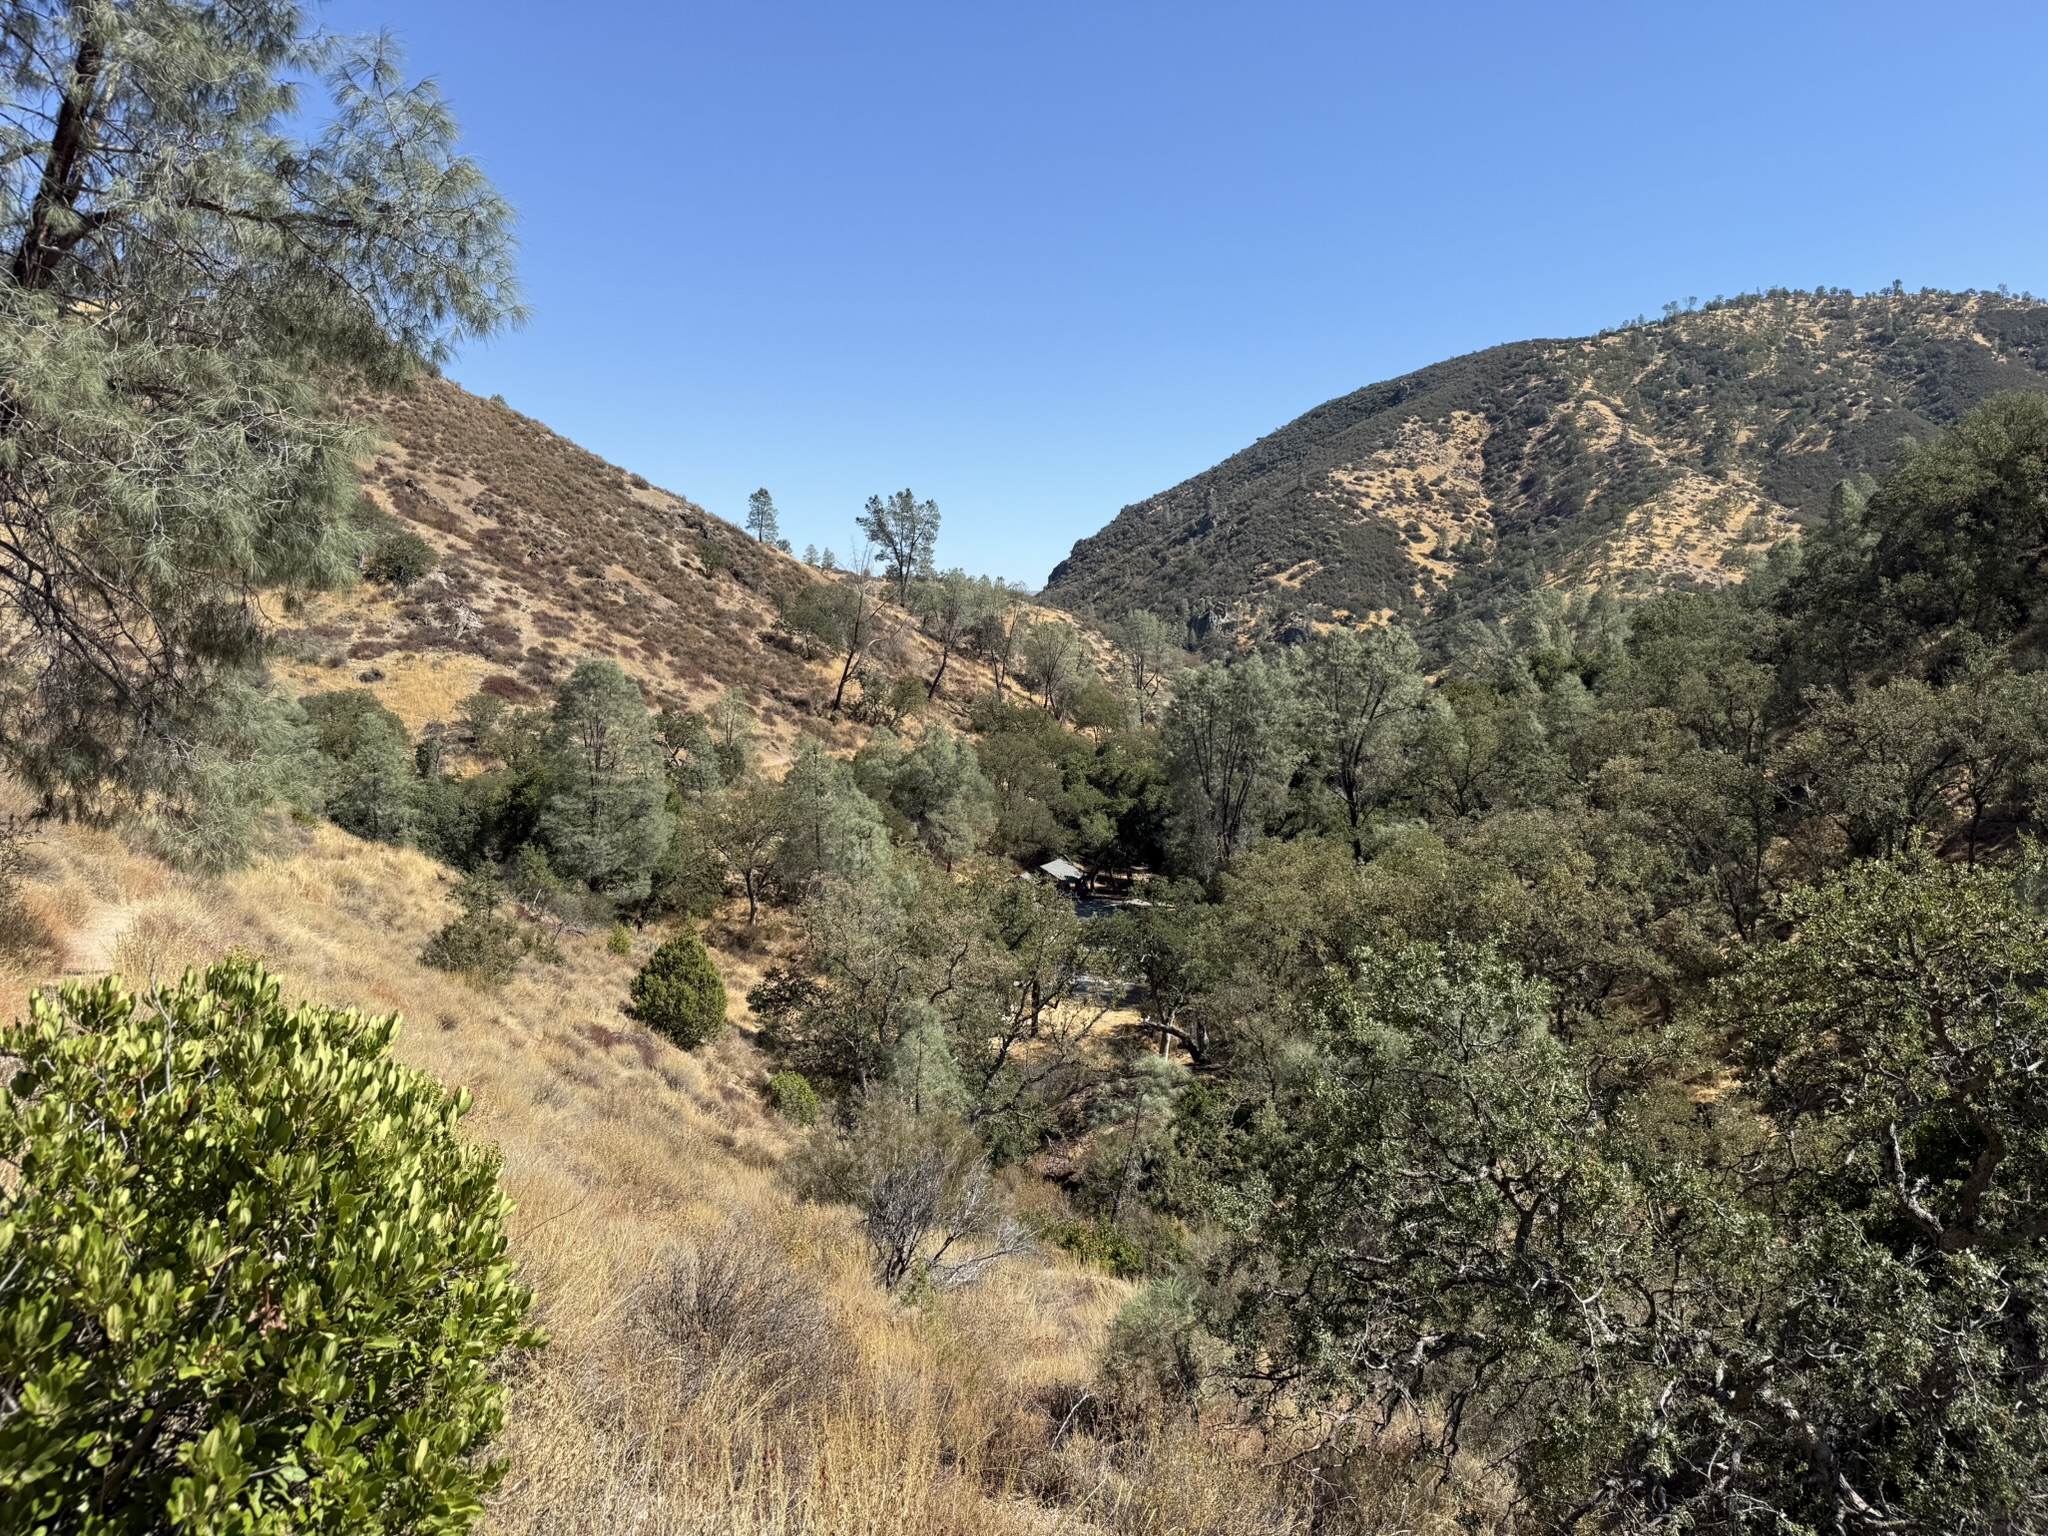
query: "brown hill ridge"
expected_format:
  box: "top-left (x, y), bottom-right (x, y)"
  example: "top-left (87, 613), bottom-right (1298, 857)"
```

top-left (1043, 288), bottom-right (2048, 636)
top-left (274, 381), bottom-right (1054, 747)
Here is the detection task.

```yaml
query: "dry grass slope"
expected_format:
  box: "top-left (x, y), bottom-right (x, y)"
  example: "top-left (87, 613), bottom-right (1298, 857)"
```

top-left (270, 380), bottom-right (1099, 760)
top-left (0, 793), bottom-right (1499, 1533)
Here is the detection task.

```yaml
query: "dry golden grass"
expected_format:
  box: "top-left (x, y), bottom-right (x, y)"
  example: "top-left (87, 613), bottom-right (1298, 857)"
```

top-left (0, 808), bottom-right (1502, 1534)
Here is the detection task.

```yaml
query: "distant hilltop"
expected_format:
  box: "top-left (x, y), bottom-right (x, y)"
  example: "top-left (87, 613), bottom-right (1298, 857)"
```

top-left (1042, 288), bottom-right (2048, 637)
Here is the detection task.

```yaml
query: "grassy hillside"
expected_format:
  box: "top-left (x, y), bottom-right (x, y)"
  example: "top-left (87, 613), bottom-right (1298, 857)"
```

top-left (281, 380), bottom-right (1071, 754)
top-left (1042, 288), bottom-right (2048, 635)
top-left (0, 792), bottom-right (1500, 1534)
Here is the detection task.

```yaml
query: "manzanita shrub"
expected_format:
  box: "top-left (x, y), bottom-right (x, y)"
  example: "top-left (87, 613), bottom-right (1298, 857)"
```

top-left (0, 958), bottom-right (541, 1533)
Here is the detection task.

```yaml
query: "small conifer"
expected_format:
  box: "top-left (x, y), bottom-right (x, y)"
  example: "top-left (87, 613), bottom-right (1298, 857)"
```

top-left (631, 927), bottom-right (729, 1048)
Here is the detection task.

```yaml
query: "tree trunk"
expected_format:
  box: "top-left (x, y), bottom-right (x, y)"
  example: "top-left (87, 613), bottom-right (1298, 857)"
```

top-left (13, 30), bottom-right (107, 292)
top-left (831, 650), bottom-right (857, 714)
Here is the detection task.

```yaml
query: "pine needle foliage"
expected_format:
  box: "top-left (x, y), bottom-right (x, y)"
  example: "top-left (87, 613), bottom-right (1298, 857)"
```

top-left (0, 958), bottom-right (540, 1532)
top-left (0, 1), bottom-right (519, 809)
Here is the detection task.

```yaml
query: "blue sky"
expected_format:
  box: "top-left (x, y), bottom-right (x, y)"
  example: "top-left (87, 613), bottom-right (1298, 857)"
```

top-left (322, 0), bottom-right (2048, 586)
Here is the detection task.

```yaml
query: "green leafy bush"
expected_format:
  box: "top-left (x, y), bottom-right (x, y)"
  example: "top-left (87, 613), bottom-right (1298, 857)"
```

top-left (606, 921), bottom-right (633, 956)
top-left (1033, 1213), bottom-right (1146, 1278)
top-left (421, 871), bottom-right (524, 987)
top-left (361, 528), bottom-right (439, 589)
top-left (767, 1070), bottom-right (820, 1127)
top-left (629, 927), bottom-right (727, 1048)
top-left (0, 959), bottom-right (539, 1532)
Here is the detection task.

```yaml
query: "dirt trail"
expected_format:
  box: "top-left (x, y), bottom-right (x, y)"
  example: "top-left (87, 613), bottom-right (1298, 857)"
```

top-left (61, 901), bottom-right (136, 975)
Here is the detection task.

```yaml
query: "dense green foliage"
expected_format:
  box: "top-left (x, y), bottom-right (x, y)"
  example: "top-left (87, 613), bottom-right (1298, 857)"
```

top-left (539, 661), bottom-right (673, 903)
top-left (766, 1071), bottom-right (820, 1127)
top-left (419, 871), bottom-right (530, 987)
top-left (360, 530), bottom-right (439, 589)
top-left (630, 927), bottom-right (728, 1048)
top-left (2, 53), bottom-right (2042, 1516)
top-left (745, 392), bottom-right (2048, 1529)
top-left (856, 488), bottom-right (940, 604)
top-left (0, 959), bottom-right (537, 1532)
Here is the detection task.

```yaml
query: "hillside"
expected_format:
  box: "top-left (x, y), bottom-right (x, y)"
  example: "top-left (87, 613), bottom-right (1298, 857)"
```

top-left (1042, 288), bottom-right (2048, 635)
top-left (0, 789), bottom-right (1491, 1535)
top-left (279, 380), bottom-right (1065, 749)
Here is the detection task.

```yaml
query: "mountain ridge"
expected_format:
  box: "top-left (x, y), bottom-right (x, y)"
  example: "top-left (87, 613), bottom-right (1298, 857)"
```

top-left (1042, 288), bottom-right (2048, 637)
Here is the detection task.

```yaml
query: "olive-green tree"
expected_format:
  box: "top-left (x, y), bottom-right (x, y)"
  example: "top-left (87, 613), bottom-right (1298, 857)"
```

top-left (1301, 624), bottom-right (1422, 855)
top-left (630, 927), bottom-right (728, 1048)
top-left (882, 727), bottom-right (994, 868)
top-left (856, 489), bottom-right (939, 605)
top-left (1161, 653), bottom-right (1301, 876)
top-left (1112, 608), bottom-right (1181, 725)
top-left (911, 569), bottom-right (991, 699)
top-left (303, 689), bottom-right (418, 846)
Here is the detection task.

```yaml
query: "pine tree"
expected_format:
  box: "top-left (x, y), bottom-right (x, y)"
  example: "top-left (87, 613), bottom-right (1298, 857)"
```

top-left (0, 2), bottom-right (518, 809)
top-left (540, 661), bottom-right (674, 903)
top-left (745, 487), bottom-right (780, 544)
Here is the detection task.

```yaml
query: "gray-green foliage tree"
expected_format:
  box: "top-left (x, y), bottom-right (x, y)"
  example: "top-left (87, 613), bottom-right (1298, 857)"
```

top-left (303, 688), bottom-right (417, 846)
top-left (881, 727), bottom-right (994, 868)
top-left (770, 739), bottom-right (887, 897)
top-left (1112, 608), bottom-right (1180, 725)
top-left (965, 587), bottom-right (1026, 699)
top-left (0, 958), bottom-right (539, 1532)
top-left (911, 569), bottom-right (989, 699)
top-left (1087, 1051), bottom-right (1187, 1225)
top-left (1161, 653), bottom-right (1301, 876)
top-left (0, 1), bottom-right (517, 809)
top-left (1192, 943), bottom-right (1642, 1468)
top-left (705, 775), bottom-right (786, 925)
top-left (744, 487), bottom-right (779, 544)
top-left (1406, 684), bottom-right (1552, 821)
top-left (139, 673), bottom-right (318, 873)
top-left (1302, 624), bottom-right (1422, 855)
top-left (750, 865), bottom-right (1106, 1150)
top-left (655, 704), bottom-right (724, 799)
top-left (856, 489), bottom-right (939, 605)
top-left (781, 573), bottom-right (885, 714)
top-left (705, 688), bottom-right (757, 782)
top-left (1019, 618), bottom-right (1086, 717)
top-left (540, 660), bottom-right (673, 904)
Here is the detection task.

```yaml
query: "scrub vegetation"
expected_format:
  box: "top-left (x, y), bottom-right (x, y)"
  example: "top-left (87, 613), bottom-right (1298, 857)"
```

top-left (7, 3), bottom-right (2048, 1533)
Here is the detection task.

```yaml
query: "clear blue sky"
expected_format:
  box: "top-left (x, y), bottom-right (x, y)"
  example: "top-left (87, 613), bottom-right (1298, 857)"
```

top-left (322, 0), bottom-right (2048, 587)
